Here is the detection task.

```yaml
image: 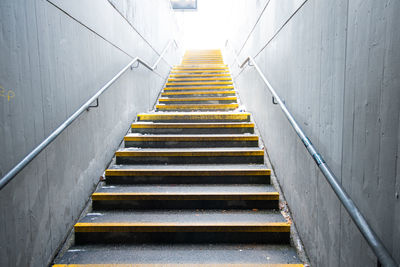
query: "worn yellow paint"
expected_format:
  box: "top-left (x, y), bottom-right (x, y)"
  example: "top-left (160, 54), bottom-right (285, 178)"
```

top-left (54, 264), bottom-right (304, 267)
top-left (163, 86), bottom-right (234, 91)
top-left (181, 62), bottom-right (225, 65)
top-left (168, 77), bottom-right (232, 81)
top-left (183, 58), bottom-right (223, 61)
top-left (169, 74), bottom-right (231, 77)
top-left (92, 192), bottom-right (279, 201)
top-left (173, 67), bottom-right (228, 71)
top-left (174, 64), bottom-right (227, 67)
top-left (171, 70), bottom-right (229, 73)
top-left (166, 82), bottom-right (233, 87)
top-left (105, 168), bottom-right (270, 177)
top-left (115, 149), bottom-right (264, 157)
top-left (131, 122), bottom-right (255, 129)
top-left (161, 90), bottom-right (236, 96)
top-left (136, 112), bottom-right (250, 121)
top-left (74, 222), bottom-right (290, 233)
top-left (182, 59), bottom-right (224, 61)
top-left (124, 134), bottom-right (258, 142)
top-left (158, 96), bottom-right (237, 102)
top-left (156, 103), bottom-right (239, 110)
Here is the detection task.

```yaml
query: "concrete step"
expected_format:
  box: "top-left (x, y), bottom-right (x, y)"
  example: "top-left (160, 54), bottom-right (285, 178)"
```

top-left (181, 61), bottom-right (225, 64)
top-left (169, 74), bottom-right (231, 77)
top-left (124, 134), bottom-right (258, 148)
top-left (173, 66), bottom-right (228, 69)
top-left (168, 77), bottom-right (232, 82)
top-left (74, 210), bottom-right (290, 244)
top-left (131, 122), bottom-right (254, 134)
top-left (166, 81), bottom-right (233, 87)
top-left (158, 96), bottom-right (237, 104)
top-left (54, 244), bottom-right (303, 266)
top-left (105, 164), bottom-right (270, 184)
top-left (136, 112), bottom-right (251, 122)
top-left (115, 147), bottom-right (264, 164)
top-left (155, 103), bottom-right (239, 111)
top-left (163, 86), bottom-right (235, 91)
top-left (161, 90), bottom-right (236, 98)
top-left (91, 184), bottom-right (279, 210)
top-left (171, 70), bottom-right (230, 74)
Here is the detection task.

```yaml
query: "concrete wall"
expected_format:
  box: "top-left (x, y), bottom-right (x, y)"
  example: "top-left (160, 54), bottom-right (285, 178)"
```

top-left (224, 0), bottom-right (400, 266)
top-left (0, 0), bottom-right (182, 266)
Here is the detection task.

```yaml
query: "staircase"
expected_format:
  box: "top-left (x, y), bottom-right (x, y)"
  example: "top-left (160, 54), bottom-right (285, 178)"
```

top-left (53, 50), bottom-right (304, 266)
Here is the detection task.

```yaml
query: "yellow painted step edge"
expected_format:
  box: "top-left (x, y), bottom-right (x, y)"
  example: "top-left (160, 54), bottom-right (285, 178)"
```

top-left (161, 90), bottom-right (236, 96)
top-left (169, 74), bottom-right (231, 77)
top-left (136, 113), bottom-right (250, 121)
top-left (164, 86), bottom-right (234, 91)
top-left (105, 168), bottom-right (270, 176)
top-left (156, 104), bottom-right (239, 110)
top-left (92, 192), bottom-right (279, 201)
top-left (54, 264), bottom-right (304, 267)
top-left (158, 96), bottom-right (237, 102)
top-left (115, 150), bottom-right (264, 157)
top-left (124, 135), bottom-right (258, 141)
top-left (166, 82), bottom-right (233, 86)
top-left (168, 78), bottom-right (232, 81)
top-left (171, 71), bottom-right (230, 73)
top-left (131, 122), bottom-right (255, 129)
top-left (74, 222), bottom-right (291, 233)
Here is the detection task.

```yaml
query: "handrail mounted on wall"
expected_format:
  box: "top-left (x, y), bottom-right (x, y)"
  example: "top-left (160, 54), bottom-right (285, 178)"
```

top-left (0, 39), bottom-right (179, 191)
top-left (224, 40), bottom-right (398, 267)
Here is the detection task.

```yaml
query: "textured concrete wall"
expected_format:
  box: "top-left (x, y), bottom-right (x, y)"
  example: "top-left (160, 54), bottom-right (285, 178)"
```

top-left (0, 0), bottom-right (182, 266)
top-left (225, 0), bottom-right (400, 266)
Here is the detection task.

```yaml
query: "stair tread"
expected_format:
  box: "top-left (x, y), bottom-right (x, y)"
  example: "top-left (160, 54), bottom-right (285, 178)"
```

top-left (124, 134), bottom-right (258, 140)
top-left (55, 244), bottom-right (302, 265)
top-left (94, 184), bottom-right (277, 194)
top-left (163, 86), bottom-right (235, 90)
top-left (161, 91), bottom-right (236, 95)
top-left (156, 103), bottom-right (239, 109)
top-left (132, 122), bottom-right (254, 127)
top-left (118, 147), bottom-right (262, 152)
top-left (77, 210), bottom-right (287, 225)
top-left (159, 96), bottom-right (237, 101)
top-left (138, 111), bottom-right (249, 115)
top-left (107, 164), bottom-right (269, 170)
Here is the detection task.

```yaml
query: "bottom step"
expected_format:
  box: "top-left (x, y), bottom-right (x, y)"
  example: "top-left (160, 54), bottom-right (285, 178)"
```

top-left (54, 244), bottom-right (303, 266)
top-left (74, 210), bottom-right (290, 244)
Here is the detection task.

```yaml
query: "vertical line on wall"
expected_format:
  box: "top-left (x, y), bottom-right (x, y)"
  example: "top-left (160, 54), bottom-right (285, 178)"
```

top-left (339, 0), bottom-right (351, 264)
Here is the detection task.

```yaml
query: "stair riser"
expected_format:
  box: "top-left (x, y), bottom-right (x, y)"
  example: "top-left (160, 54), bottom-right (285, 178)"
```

top-left (105, 175), bottom-right (270, 185)
top-left (92, 200), bottom-right (279, 210)
top-left (166, 85), bottom-right (233, 88)
top-left (163, 88), bottom-right (234, 92)
top-left (162, 93), bottom-right (236, 97)
top-left (124, 140), bottom-right (258, 148)
top-left (75, 232), bottom-right (290, 245)
top-left (159, 100), bottom-right (237, 104)
top-left (138, 120), bottom-right (250, 123)
top-left (131, 128), bottom-right (254, 134)
top-left (115, 156), bottom-right (264, 165)
top-left (155, 108), bottom-right (238, 112)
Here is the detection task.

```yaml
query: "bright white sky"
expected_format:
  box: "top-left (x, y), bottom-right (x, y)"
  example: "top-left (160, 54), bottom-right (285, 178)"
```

top-left (173, 0), bottom-right (233, 49)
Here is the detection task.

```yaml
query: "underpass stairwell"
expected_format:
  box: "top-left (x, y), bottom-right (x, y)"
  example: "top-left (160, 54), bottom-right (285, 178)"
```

top-left (53, 50), bottom-right (304, 266)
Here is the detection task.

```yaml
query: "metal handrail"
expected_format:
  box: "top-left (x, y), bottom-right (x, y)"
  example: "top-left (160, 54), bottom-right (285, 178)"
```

top-left (0, 39), bottom-right (178, 190)
top-left (225, 40), bottom-right (398, 267)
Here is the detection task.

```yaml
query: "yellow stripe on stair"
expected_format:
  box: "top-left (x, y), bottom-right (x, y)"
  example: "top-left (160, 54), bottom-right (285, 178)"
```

top-left (74, 222), bottom-right (291, 233)
top-left (156, 104), bottom-right (239, 110)
top-left (92, 192), bottom-right (279, 201)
